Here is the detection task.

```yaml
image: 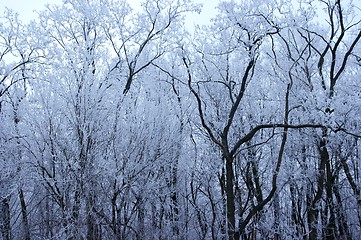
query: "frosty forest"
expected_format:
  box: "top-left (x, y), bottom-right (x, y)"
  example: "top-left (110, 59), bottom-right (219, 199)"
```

top-left (1, 0), bottom-right (361, 239)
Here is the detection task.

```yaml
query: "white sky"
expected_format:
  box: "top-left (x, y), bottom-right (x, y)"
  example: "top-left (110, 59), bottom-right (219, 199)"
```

top-left (0, 0), bottom-right (219, 27)
top-left (0, 0), bottom-right (62, 22)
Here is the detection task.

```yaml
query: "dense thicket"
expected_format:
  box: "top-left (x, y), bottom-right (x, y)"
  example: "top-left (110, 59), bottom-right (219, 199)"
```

top-left (1, 0), bottom-right (360, 239)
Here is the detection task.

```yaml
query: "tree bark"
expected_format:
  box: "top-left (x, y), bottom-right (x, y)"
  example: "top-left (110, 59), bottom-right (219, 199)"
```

top-left (225, 157), bottom-right (236, 240)
top-left (308, 136), bottom-right (329, 240)
top-left (1, 196), bottom-right (11, 240)
top-left (19, 188), bottom-right (30, 240)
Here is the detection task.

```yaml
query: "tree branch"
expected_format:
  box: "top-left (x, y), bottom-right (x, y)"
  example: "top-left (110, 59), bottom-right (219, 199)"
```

top-left (230, 123), bottom-right (325, 156)
top-left (182, 56), bottom-right (223, 149)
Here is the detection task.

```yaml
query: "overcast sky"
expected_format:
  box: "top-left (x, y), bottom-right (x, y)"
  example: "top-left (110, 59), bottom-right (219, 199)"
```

top-left (0, 0), bottom-right (62, 22)
top-left (0, 0), bottom-right (218, 27)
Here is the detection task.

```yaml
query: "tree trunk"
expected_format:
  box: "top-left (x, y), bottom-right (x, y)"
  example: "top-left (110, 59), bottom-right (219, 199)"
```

top-left (225, 157), bottom-right (237, 240)
top-left (219, 165), bottom-right (227, 238)
top-left (308, 137), bottom-right (329, 240)
top-left (273, 192), bottom-right (281, 240)
top-left (333, 182), bottom-right (351, 239)
top-left (86, 194), bottom-right (97, 240)
top-left (325, 159), bottom-right (336, 240)
top-left (136, 196), bottom-right (145, 240)
top-left (19, 188), bottom-right (30, 240)
top-left (70, 188), bottom-right (81, 240)
top-left (170, 162), bottom-right (179, 236)
top-left (1, 196), bottom-right (11, 240)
